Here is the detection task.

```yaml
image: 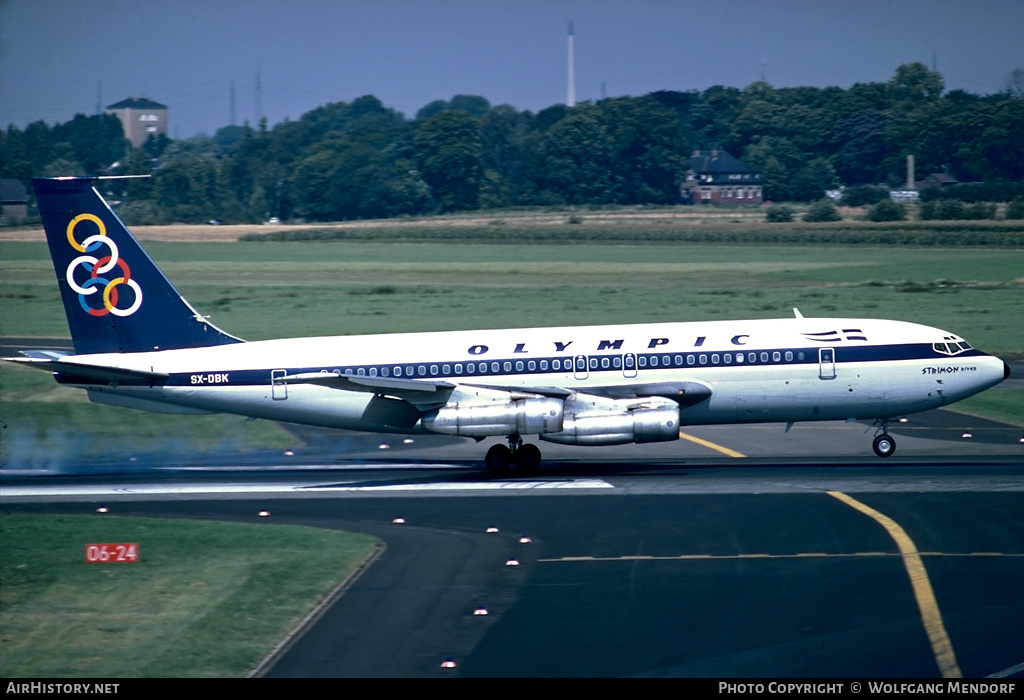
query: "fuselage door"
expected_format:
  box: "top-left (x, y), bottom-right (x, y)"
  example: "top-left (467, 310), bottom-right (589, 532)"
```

top-left (574, 354), bottom-right (589, 380)
top-left (818, 348), bottom-right (836, 380)
top-left (623, 353), bottom-right (637, 378)
top-left (272, 369), bottom-right (288, 399)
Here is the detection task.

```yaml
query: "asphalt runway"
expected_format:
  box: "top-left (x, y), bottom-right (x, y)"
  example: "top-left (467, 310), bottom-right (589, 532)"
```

top-left (3, 338), bottom-right (1023, 677)
top-left (4, 457), bottom-right (1024, 678)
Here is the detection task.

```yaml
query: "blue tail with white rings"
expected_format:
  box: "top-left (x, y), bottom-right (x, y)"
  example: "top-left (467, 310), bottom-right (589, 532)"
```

top-left (33, 177), bottom-right (242, 355)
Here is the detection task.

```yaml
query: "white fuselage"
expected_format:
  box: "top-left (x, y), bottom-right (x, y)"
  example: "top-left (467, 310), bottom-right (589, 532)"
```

top-left (66, 316), bottom-right (1006, 437)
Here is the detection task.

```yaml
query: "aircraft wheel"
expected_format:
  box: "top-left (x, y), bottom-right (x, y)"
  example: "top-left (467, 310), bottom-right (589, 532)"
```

top-left (485, 444), bottom-right (512, 475)
top-left (516, 443), bottom-right (542, 475)
top-left (872, 434), bottom-right (896, 458)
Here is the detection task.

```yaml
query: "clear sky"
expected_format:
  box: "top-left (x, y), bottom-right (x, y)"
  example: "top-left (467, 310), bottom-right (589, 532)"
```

top-left (2, 0), bottom-right (1022, 138)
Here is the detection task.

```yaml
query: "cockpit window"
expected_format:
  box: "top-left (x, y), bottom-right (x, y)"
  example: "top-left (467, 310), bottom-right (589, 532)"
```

top-left (933, 339), bottom-right (972, 356)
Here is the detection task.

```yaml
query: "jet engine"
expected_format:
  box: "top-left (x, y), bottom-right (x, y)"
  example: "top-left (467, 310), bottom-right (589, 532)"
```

top-left (421, 386), bottom-right (564, 437)
top-left (540, 395), bottom-right (680, 446)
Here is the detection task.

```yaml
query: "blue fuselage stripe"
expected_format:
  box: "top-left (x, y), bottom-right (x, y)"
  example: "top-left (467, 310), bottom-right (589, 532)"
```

top-left (136, 344), bottom-right (987, 388)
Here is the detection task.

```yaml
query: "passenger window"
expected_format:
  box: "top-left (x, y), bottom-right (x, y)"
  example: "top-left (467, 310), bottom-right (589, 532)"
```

top-left (785, 351), bottom-right (793, 362)
top-left (712, 354), bottom-right (720, 364)
top-left (773, 352), bottom-right (781, 362)
top-left (601, 357), bottom-right (610, 369)
top-left (430, 365), bottom-right (438, 376)
top-left (540, 360), bottom-right (549, 370)
top-left (736, 353), bottom-right (744, 364)
top-left (760, 352), bottom-right (769, 363)
top-left (687, 355), bottom-right (696, 366)
top-left (516, 361), bottom-right (524, 371)
top-left (492, 362), bottom-right (501, 373)
top-left (651, 356), bottom-right (659, 367)
top-left (639, 356), bottom-right (647, 367)
top-left (528, 360), bottom-right (536, 371)
top-left (662, 355), bottom-right (670, 366)
top-left (797, 352), bottom-right (805, 361)
top-left (345, 368), bottom-right (354, 376)
top-left (369, 367), bottom-right (378, 377)
top-left (589, 357), bottom-right (598, 370)
top-left (748, 353), bottom-right (757, 363)
top-left (393, 366), bottom-right (401, 377)
top-left (357, 368), bottom-right (366, 376)
top-left (724, 353), bottom-right (732, 364)
top-left (418, 366), bottom-right (426, 376)
top-left (699, 354), bottom-right (708, 365)
top-left (455, 364), bottom-right (463, 375)
top-left (553, 359), bottom-right (561, 370)
top-left (613, 356), bottom-right (621, 368)
top-left (442, 364), bottom-right (450, 375)
top-left (467, 363), bottom-right (475, 374)
top-left (382, 367), bottom-right (390, 377)
top-left (675, 355), bottom-right (683, 366)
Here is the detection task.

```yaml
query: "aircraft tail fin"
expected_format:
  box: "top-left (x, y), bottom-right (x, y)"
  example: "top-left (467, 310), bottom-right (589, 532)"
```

top-left (32, 177), bottom-right (243, 355)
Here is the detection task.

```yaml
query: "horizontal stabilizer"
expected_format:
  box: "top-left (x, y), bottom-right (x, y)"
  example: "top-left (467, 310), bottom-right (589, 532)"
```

top-left (16, 349), bottom-right (73, 360)
top-left (5, 357), bottom-right (168, 387)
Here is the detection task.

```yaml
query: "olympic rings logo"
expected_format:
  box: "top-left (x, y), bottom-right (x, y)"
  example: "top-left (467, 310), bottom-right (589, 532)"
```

top-left (65, 214), bottom-right (143, 317)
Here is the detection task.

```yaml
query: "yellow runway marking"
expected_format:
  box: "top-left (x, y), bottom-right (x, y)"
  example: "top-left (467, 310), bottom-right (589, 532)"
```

top-left (678, 431), bottom-right (746, 458)
top-left (828, 491), bottom-right (962, 679)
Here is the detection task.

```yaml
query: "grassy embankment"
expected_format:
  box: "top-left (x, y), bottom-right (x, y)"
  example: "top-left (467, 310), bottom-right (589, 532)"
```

top-left (0, 514), bottom-right (381, 677)
top-left (2, 217), bottom-right (1023, 463)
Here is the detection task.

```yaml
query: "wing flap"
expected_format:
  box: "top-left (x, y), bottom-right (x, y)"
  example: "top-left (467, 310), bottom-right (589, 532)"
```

top-left (583, 381), bottom-right (713, 406)
top-left (280, 372), bottom-right (456, 410)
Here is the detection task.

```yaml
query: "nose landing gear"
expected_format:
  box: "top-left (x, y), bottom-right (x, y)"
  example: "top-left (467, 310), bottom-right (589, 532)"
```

top-left (871, 418), bottom-right (897, 458)
top-left (872, 433), bottom-right (896, 458)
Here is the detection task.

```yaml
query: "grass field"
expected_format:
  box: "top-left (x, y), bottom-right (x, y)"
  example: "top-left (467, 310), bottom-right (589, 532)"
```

top-left (2, 231), bottom-right (1022, 461)
top-left (3, 239), bottom-right (1022, 350)
top-left (0, 514), bottom-right (381, 677)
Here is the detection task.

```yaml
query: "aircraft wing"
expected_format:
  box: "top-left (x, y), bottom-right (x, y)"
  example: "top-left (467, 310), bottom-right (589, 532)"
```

top-left (281, 371), bottom-right (712, 412)
top-left (4, 355), bottom-right (169, 387)
top-left (463, 381), bottom-right (712, 405)
top-left (280, 372), bottom-right (457, 410)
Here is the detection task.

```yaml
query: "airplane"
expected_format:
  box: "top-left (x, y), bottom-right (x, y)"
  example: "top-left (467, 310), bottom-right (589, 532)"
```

top-left (4, 176), bottom-right (1011, 472)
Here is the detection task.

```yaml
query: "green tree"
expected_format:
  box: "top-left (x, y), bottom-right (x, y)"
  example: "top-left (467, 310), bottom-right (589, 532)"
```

top-left (888, 63), bottom-right (945, 103)
top-left (788, 158), bottom-right (838, 202)
top-left (534, 105), bottom-right (619, 205)
top-left (866, 199), bottom-right (905, 221)
top-left (414, 110), bottom-right (483, 211)
top-left (834, 110), bottom-right (887, 184)
top-left (802, 198), bottom-right (842, 222)
top-left (448, 95), bottom-right (491, 116)
top-left (599, 96), bottom-right (690, 204)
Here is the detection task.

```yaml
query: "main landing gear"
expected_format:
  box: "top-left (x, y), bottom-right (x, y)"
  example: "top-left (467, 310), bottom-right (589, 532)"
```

top-left (485, 434), bottom-right (542, 476)
top-left (871, 418), bottom-right (897, 458)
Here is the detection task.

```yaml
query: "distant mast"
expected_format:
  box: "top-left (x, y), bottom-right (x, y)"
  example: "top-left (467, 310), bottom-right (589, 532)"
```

top-left (567, 21), bottom-right (576, 107)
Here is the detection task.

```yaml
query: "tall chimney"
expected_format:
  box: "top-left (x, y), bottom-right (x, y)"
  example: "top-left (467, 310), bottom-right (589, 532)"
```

top-left (907, 154), bottom-right (916, 190)
top-left (567, 22), bottom-right (576, 108)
